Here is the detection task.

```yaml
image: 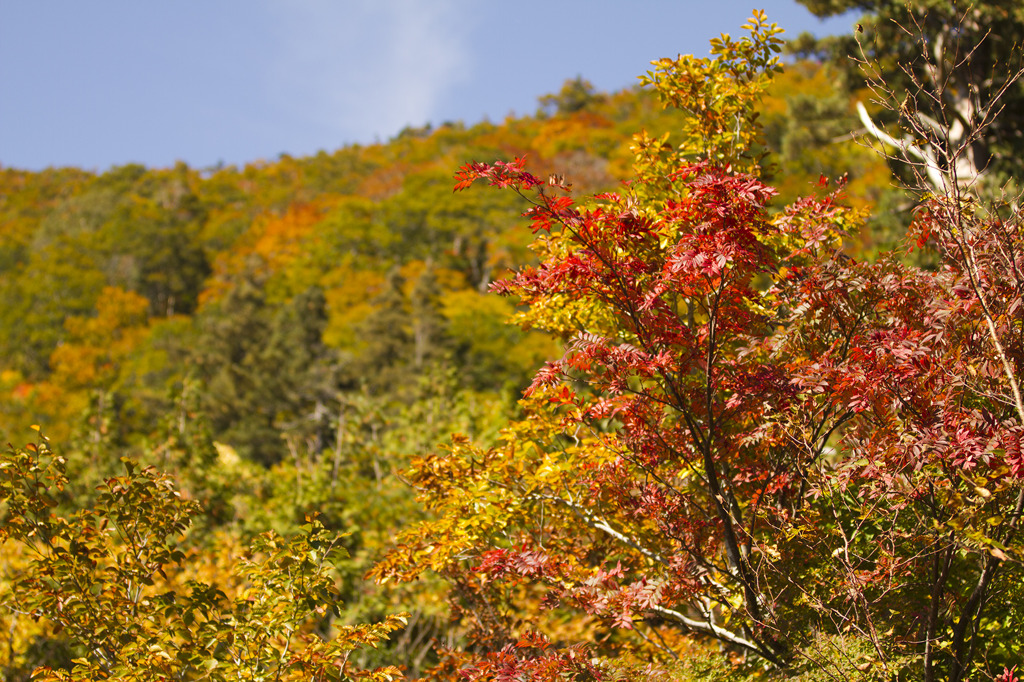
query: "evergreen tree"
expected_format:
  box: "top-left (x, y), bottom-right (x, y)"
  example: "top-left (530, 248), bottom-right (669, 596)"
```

top-left (193, 271), bottom-right (279, 464)
top-left (792, 0), bottom-right (1024, 193)
top-left (193, 271), bottom-right (337, 465)
top-left (409, 262), bottom-right (448, 370)
top-left (353, 268), bottom-right (413, 395)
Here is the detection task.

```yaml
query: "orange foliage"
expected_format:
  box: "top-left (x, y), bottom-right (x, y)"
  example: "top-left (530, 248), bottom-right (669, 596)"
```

top-left (531, 111), bottom-right (615, 160)
top-left (358, 162), bottom-right (409, 200)
top-left (50, 286), bottom-right (150, 391)
top-left (199, 203), bottom-right (326, 306)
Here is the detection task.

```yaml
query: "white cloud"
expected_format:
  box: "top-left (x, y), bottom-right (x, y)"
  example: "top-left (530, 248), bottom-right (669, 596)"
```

top-left (266, 0), bottom-right (473, 145)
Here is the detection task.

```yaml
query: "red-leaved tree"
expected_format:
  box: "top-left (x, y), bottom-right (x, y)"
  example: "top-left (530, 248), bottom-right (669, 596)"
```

top-left (376, 11), bottom-right (1024, 681)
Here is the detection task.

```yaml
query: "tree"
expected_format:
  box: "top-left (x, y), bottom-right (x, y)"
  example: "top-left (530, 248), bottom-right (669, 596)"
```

top-left (792, 1), bottom-right (1024, 195)
top-left (354, 268), bottom-right (414, 396)
top-left (0, 431), bottom-right (406, 681)
top-left (193, 272), bottom-right (339, 465)
top-left (376, 11), bottom-right (1024, 680)
top-left (539, 77), bottom-right (606, 116)
top-left (409, 263), bottom-right (449, 370)
top-left (41, 286), bottom-right (153, 448)
top-left (101, 164), bottom-right (210, 318)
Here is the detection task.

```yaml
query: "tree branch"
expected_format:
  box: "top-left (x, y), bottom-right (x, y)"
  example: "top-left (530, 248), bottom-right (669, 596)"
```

top-left (649, 604), bottom-right (781, 665)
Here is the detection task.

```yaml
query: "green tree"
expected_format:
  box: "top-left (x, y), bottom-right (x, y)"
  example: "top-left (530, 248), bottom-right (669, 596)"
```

top-left (539, 77), bottom-right (606, 116)
top-left (101, 163), bottom-right (210, 317)
top-left (353, 268), bottom-right (412, 396)
top-left (193, 272), bottom-right (338, 465)
top-left (409, 262), bottom-right (449, 371)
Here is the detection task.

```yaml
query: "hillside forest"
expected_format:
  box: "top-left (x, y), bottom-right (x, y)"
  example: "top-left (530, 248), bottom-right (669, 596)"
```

top-left (2, 2), bottom-right (1024, 681)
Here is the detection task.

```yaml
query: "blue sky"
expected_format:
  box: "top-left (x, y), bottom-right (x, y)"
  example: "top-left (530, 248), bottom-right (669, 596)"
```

top-left (0, 1), bottom-right (855, 172)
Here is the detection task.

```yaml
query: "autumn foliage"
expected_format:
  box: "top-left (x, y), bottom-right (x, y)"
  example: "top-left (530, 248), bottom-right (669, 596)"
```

top-left (376, 11), bottom-right (1024, 681)
top-left (3, 6), bottom-right (1024, 682)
